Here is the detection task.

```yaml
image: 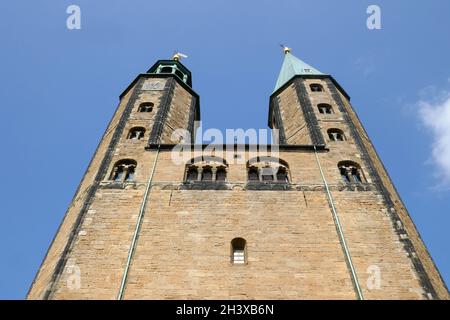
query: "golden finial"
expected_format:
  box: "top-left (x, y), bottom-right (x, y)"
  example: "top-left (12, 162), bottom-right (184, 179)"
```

top-left (280, 44), bottom-right (291, 54)
top-left (172, 52), bottom-right (188, 61)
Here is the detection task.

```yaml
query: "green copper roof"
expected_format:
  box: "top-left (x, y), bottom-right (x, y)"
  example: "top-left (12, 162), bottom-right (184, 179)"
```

top-left (274, 52), bottom-right (323, 93)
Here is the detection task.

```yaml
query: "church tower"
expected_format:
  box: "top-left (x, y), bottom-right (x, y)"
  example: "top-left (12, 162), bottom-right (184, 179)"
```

top-left (27, 51), bottom-right (448, 300)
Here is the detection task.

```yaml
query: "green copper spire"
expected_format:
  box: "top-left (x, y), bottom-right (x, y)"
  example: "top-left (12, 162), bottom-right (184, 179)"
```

top-left (274, 47), bottom-right (323, 93)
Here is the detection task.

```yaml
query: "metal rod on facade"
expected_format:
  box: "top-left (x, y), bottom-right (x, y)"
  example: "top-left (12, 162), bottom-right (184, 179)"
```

top-left (117, 145), bottom-right (161, 300)
top-left (313, 145), bottom-right (364, 300)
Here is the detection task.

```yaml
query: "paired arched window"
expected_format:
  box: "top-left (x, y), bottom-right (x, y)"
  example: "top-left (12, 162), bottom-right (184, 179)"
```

top-left (185, 157), bottom-right (228, 183)
top-left (310, 83), bottom-right (324, 92)
top-left (327, 128), bottom-right (345, 141)
top-left (318, 103), bottom-right (333, 114)
top-left (127, 127), bottom-right (146, 140)
top-left (110, 159), bottom-right (137, 182)
top-left (138, 102), bottom-right (153, 113)
top-left (338, 161), bottom-right (365, 184)
top-left (231, 238), bottom-right (246, 264)
top-left (247, 157), bottom-right (290, 183)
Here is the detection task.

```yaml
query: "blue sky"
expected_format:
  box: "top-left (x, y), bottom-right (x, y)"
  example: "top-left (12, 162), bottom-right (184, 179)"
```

top-left (0, 1), bottom-right (449, 299)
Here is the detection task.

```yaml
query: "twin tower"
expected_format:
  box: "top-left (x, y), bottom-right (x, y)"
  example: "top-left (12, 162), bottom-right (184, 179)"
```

top-left (28, 50), bottom-right (448, 299)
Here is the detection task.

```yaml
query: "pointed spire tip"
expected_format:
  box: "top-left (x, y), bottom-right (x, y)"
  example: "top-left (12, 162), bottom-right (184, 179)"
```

top-left (280, 44), bottom-right (291, 55)
top-left (172, 52), bottom-right (188, 61)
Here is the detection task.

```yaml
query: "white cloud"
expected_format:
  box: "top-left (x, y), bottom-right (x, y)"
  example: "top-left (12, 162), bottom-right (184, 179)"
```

top-left (417, 87), bottom-right (450, 185)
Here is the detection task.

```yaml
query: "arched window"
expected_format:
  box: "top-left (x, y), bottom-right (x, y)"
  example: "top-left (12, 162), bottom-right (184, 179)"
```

top-left (127, 127), bottom-right (146, 140)
top-left (248, 167), bottom-right (259, 181)
top-left (310, 83), bottom-right (324, 92)
top-left (231, 238), bottom-right (246, 264)
top-left (138, 102), bottom-right (153, 113)
top-left (318, 103), bottom-right (333, 114)
top-left (327, 128), bottom-right (345, 141)
top-left (110, 159), bottom-right (137, 182)
top-left (276, 167), bottom-right (289, 183)
top-left (247, 157), bottom-right (290, 183)
top-left (201, 166), bottom-right (213, 181)
top-left (338, 161), bottom-right (365, 184)
top-left (184, 156), bottom-right (228, 183)
top-left (216, 167), bottom-right (227, 182)
top-left (186, 166), bottom-right (198, 182)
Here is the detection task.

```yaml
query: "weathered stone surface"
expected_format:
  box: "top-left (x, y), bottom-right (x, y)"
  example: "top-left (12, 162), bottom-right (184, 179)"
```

top-left (27, 72), bottom-right (449, 300)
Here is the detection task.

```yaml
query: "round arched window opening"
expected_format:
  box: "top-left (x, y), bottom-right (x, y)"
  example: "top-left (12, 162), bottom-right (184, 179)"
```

top-left (127, 127), bottom-right (146, 140)
top-left (338, 161), bottom-right (365, 184)
top-left (110, 159), bottom-right (137, 182)
top-left (310, 83), bottom-right (324, 92)
top-left (138, 102), bottom-right (154, 113)
top-left (327, 128), bottom-right (345, 141)
top-left (231, 238), bottom-right (247, 264)
top-left (318, 103), bottom-right (333, 114)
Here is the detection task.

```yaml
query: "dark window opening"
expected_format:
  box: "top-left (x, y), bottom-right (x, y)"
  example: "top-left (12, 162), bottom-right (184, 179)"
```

top-left (110, 159), bottom-right (137, 183)
top-left (248, 167), bottom-right (259, 181)
top-left (327, 129), bottom-right (345, 142)
top-left (125, 166), bottom-right (135, 182)
top-left (310, 84), bottom-right (324, 92)
top-left (186, 166), bottom-right (198, 182)
top-left (318, 103), bottom-right (333, 114)
top-left (231, 238), bottom-right (246, 264)
top-left (128, 127), bottom-right (145, 140)
top-left (340, 167), bottom-right (350, 183)
top-left (351, 167), bottom-right (362, 183)
top-left (113, 168), bottom-right (124, 182)
top-left (216, 167), bottom-right (227, 182)
top-left (138, 102), bottom-right (153, 113)
top-left (276, 167), bottom-right (289, 183)
top-left (174, 69), bottom-right (184, 80)
top-left (338, 161), bottom-right (364, 184)
top-left (201, 167), bottom-right (213, 181)
top-left (185, 157), bottom-right (229, 183)
top-left (160, 66), bottom-right (173, 73)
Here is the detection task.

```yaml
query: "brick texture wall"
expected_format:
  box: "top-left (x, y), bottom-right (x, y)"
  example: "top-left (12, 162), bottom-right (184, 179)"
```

top-left (27, 72), bottom-right (449, 300)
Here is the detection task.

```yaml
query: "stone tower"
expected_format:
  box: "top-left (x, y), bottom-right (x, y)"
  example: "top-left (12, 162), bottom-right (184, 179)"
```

top-left (28, 51), bottom-right (449, 300)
